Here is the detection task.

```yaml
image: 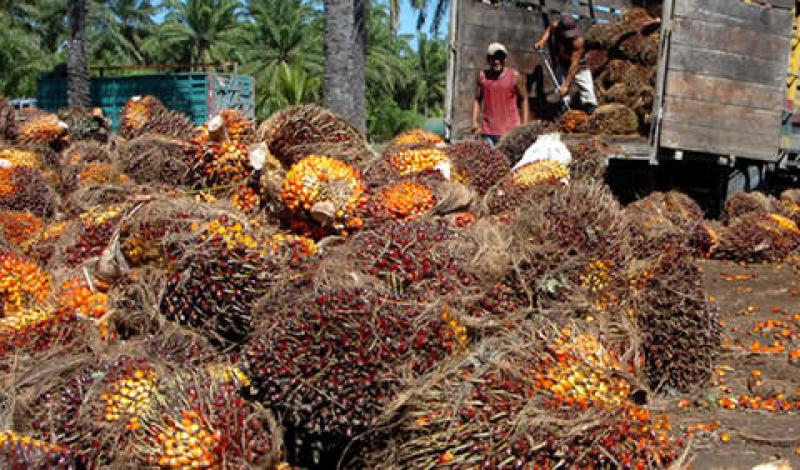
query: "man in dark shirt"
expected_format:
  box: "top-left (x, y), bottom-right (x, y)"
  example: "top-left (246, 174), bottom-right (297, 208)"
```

top-left (534, 15), bottom-right (598, 113)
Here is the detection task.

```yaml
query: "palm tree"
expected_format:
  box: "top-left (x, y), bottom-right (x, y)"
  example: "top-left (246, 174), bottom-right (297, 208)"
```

top-left (90, 0), bottom-right (158, 66)
top-left (259, 63), bottom-right (320, 117)
top-left (322, 0), bottom-right (356, 128)
top-left (0, 10), bottom-right (60, 97)
top-left (148, 0), bottom-right (242, 66)
top-left (68, 0), bottom-right (90, 108)
top-left (409, 33), bottom-right (446, 116)
top-left (235, 0), bottom-right (323, 118)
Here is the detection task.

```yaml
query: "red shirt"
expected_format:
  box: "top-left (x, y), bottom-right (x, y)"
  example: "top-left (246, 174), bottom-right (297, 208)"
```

top-left (479, 67), bottom-right (521, 137)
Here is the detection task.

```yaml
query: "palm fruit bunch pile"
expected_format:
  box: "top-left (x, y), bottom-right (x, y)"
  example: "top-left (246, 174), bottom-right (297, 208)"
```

top-left (714, 212), bottom-right (800, 263)
top-left (242, 288), bottom-right (468, 464)
top-left (627, 246), bottom-right (721, 391)
top-left (160, 215), bottom-right (282, 343)
top-left (259, 104), bottom-right (371, 168)
top-left (505, 181), bottom-right (629, 315)
top-left (16, 112), bottom-right (69, 148)
top-left (115, 134), bottom-right (192, 185)
top-left (366, 324), bottom-right (683, 468)
top-left (560, 109), bottom-right (591, 133)
top-left (281, 154), bottom-right (366, 234)
top-left (0, 430), bottom-right (88, 468)
top-left (779, 189), bottom-right (800, 223)
top-left (184, 109), bottom-right (256, 190)
top-left (120, 95), bottom-right (165, 138)
top-left (495, 120), bottom-right (557, 166)
top-left (582, 7), bottom-right (660, 135)
top-left (444, 140), bottom-right (510, 195)
top-left (722, 190), bottom-right (780, 223)
top-left (486, 159), bottom-right (568, 214)
top-left (0, 210), bottom-right (44, 248)
top-left (0, 166), bottom-right (57, 218)
top-left (625, 191), bottom-right (718, 259)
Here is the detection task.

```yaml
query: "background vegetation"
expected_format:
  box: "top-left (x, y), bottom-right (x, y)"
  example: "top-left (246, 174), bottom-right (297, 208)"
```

top-left (0, 0), bottom-right (447, 141)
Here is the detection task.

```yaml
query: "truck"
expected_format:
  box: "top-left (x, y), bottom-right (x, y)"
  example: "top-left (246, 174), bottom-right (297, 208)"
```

top-left (445, 0), bottom-right (800, 215)
top-left (35, 64), bottom-right (255, 131)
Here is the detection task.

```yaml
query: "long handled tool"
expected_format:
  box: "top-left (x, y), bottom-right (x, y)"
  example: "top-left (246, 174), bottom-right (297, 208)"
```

top-left (538, 49), bottom-right (571, 112)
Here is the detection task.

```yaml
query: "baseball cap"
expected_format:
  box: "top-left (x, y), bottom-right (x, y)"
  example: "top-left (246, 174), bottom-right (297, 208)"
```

top-left (557, 14), bottom-right (581, 39)
top-left (487, 42), bottom-right (507, 56)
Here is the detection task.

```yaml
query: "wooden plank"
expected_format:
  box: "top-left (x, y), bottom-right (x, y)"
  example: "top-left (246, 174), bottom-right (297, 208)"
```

top-left (668, 43), bottom-right (788, 89)
top-left (461, 24), bottom-right (539, 48)
top-left (671, 17), bottom-right (790, 62)
top-left (664, 71), bottom-right (785, 112)
top-left (461, 3), bottom-right (543, 28)
top-left (662, 96), bottom-right (782, 137)
top-left (673, 0), bottom-right (793, 35)
top-left (660, 120), bottom-right (780, 161)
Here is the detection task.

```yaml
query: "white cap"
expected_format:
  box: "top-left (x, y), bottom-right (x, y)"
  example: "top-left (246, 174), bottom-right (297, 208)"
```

top-left (487, 42), bottom-right (507, 56)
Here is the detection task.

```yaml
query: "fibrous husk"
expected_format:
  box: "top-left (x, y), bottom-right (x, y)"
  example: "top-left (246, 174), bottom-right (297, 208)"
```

top-left (585, 49), bottom-right (609, 75)
top-left (779, 189), bottom-right (800, 225)
top-left (722, 190), bottom-right (779, 224)
top-left (365, 321), bottom-right (684, 468)
top-left (495, 120), bottom-right (557, 167)
top-left (259, 104), bottom-right (372, 168)
top-left (115, 133), bottom-right (192, 186)
top-left (627, 246), bottom-right (721, 392)
top-left (585, 23), bottom-right (623, 50)
top-left (59, 106), bottom-right (112, 143)
top-left (445, 140), bottom-right (511, 195)
top-left (589, 103), bottom-right (639, 135)
top-left (120, 95), bottom-right (165, 139)
top-left (714, 212), bottom-right (800, 263)
top-left (64, 140), bottom-right (111, 167)
top-left (0, 166), bottom-right (58, 219)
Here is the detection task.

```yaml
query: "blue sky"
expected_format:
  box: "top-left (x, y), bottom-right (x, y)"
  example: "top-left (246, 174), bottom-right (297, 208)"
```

top-left (397, 1), bottom-right (449, 48)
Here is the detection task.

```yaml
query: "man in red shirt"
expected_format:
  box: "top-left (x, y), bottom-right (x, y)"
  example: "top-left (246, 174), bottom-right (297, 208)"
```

top-left (471, 43), bottom-right (529, 147)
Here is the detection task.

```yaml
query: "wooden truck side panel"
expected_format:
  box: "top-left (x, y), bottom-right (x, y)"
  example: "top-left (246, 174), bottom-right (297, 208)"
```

top-left (655, 0), bottom-right (794, 161)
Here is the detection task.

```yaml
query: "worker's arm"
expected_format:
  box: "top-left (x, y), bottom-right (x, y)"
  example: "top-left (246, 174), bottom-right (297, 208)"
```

top-left (471, 72), bottom-right (483, 134)
top-left (559, 37), bottom-right (585, 97)
top-left (534, 20), bottom-right (558, 50)
top-left (515, 71), bottom-right (529, 124)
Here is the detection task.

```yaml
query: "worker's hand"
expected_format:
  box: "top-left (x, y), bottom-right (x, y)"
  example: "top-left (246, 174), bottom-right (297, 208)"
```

top-left (558, 83), bottom-right (570, 97)
top-left (534, 40), bottom-right (546, 51)
top-left (470, 122), bottom-right (481, 135)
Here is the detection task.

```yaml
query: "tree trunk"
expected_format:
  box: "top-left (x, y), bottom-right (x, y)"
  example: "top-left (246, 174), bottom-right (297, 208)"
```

top-left (350, 0), bottom-right (367, 134)
top-left (323, 0), bottom-right (355, 126)
top-left (67, 0), bottom-right (90, 109)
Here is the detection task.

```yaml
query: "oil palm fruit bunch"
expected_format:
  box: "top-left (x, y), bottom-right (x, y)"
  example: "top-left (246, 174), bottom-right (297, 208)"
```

top-left (506, 181), bottom-right (628, 312)
top-left (0, 210), bottom-right (44, 248)
top-left (281, 155), bottom-right (366, 233)
top-left (184, 110), bottom-right (256, 190)
top-left (160, 215), bottom-right (280, 343)
top-left (129, 108), bottom-right (194, 141)
top-left (381, 128), bottom-right (444, 160)
top-left (116, 134), bottom-right (192, 186)
top-left (714, 212), bottom-right (800, 262)
top-left (628, 246), bottom-right (721, 391)
top-left (120, 95), bottom-right (165, 138)
top-left (269, 232), bottom-right (318, 267)
top-left (387, 147), bottom-right (448, 177)
top-left (486, 160), bottom-right (568, 214)
top-left (366, 325), bottom-right (682, 468)
top-left (118, 206), bottom-right (196, 269)
top-left (0, 250), bottom-right (51, 315)
top-left (242, 289), bottom-right (468, 465)
top-left (495, 120), bottom-right (558, 166)
top-left (0, 166), bottom-right (58, 219)
top-left (65, 204), bottom-right (129, 268)
top-left (0, 148), bottom-right (42, 169)
top-left (259, 104), bottom-right (369, 167)
top-left (346, 219), bottom-right (479, 299)
top-left (17, 113), bottom-right (68, 148)
top-left (59, 106), bottom-right (112, 143)
top-left (445, 140), bottom-right (510, 195)
top-left (20, 220), bottom-right (67, 266)
top-left (662, 191), bottom-right (717, 256)
top-left (367, 178), bottom-right (437, 221)
top-left (780, 189), bottom-right (800, 224)
top-left (63, 141), bottom-right (110, 166)
top-left (566, 137), bottom-right (617, 181)
top-left (561, 109), bottom-right (591, 133)
top-left (0, 430), bottom-right (87, 468)
top-left (0, 306), bottom-right (77, 360)
top-left (133, 367), bottom-right (278, 469)
top-left (722, 190), bottom-right (779, 224)
top-left (56, 276), bottom-right (111, 339)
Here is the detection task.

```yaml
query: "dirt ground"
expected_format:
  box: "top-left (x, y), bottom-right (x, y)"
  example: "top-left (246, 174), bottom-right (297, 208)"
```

top-left (666, 260), bottom-right (800, 469)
